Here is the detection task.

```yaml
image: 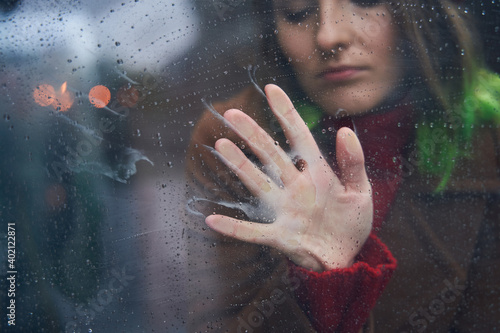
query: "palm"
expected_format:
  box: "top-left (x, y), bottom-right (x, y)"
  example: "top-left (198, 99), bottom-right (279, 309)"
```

top-left (206, 84), bottom-right (372, 272)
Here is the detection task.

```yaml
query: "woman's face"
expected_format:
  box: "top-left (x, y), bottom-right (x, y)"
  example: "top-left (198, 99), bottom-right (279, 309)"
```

top-left (273, 0), bottom-right (402, 116)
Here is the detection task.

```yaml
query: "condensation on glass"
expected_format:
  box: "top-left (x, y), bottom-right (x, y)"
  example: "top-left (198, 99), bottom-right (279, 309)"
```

top-left (0, 0), bottom-right (499, 332)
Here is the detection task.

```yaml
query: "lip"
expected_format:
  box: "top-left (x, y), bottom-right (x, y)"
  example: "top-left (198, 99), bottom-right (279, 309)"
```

top-left (318, 66), bottom-right (367, 82)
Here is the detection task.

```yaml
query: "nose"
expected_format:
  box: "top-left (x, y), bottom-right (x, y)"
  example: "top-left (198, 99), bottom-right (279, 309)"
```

top-left (315, 2), bottom-right (355, 53)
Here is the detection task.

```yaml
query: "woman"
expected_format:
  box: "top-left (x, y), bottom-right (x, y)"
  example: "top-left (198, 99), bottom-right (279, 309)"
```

top-left (186, 0), bottom-right (500, 331)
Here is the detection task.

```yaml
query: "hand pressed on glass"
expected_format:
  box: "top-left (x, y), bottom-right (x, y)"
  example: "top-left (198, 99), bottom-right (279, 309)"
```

top-left (205, 84), bottom-right (373, 272)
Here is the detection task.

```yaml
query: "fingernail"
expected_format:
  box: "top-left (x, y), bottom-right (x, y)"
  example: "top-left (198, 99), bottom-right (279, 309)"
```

top-left (343, 131), bottom-right (359, 155)
top-left (224, 110), bottom-right (255, 138)
top-left (217, 141), bottom-right (243, 164)
top-left (266, 85), bottom-right (289, 115)
top-left (225, 115), bottom-right (252, 139)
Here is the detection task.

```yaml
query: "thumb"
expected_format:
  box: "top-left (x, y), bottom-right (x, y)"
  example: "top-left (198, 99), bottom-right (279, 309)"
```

top-left (335, 127), bottom-right (370, 192)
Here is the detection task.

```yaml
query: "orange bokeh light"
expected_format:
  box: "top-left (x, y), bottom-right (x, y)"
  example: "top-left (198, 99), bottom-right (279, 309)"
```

top-left (33, 82), bottom-right (74, 112)
top-left (53, 82), bottom-right (74, 112)
top-left (33, 84), bottom-right (56, 106)
top-left (89, 85), bottom-right (111, 108)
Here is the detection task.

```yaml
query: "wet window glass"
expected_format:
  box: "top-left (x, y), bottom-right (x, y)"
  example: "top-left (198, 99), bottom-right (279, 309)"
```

top-left (1, 0), bottom-right (499, 332)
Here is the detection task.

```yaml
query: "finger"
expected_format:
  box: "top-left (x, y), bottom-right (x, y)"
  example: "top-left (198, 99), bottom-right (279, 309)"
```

top-left (335, 127), bottom-right (371, 193)
top-left (205, 214), bottom-right (276, 246)
top-left (223, 109), bottom-right (299, 185)
top-left (214, 138), bottom-right (275, 197)
top-left (189, 144), bottom-right (250, 200)
top-left (264, 84), bottom-right (321, 159)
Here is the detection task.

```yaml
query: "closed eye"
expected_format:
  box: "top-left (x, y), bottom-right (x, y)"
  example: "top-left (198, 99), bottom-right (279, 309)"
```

top-left (284, 9), bottom-right (311, 23)
top-left (277, 5), bottom-right (318, 24)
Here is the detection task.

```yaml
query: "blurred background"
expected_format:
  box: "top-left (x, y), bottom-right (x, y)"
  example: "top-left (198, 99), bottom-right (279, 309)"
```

top-left (0, 0), bottom-right (498, 331)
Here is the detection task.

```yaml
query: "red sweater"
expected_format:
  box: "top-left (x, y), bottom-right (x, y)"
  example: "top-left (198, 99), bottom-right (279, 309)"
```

top-left (288, 106), bottom-right (413, 332)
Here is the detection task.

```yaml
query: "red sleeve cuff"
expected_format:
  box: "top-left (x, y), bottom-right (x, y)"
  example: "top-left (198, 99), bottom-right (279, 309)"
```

top-left (287, 233), bottom-right (397, 332)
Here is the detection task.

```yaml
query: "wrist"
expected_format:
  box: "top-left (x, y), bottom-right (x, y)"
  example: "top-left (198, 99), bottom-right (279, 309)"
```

top-left (288, 244), bottom-right (359, 272)
top-left (318, 254), bottom-right (356, 272)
